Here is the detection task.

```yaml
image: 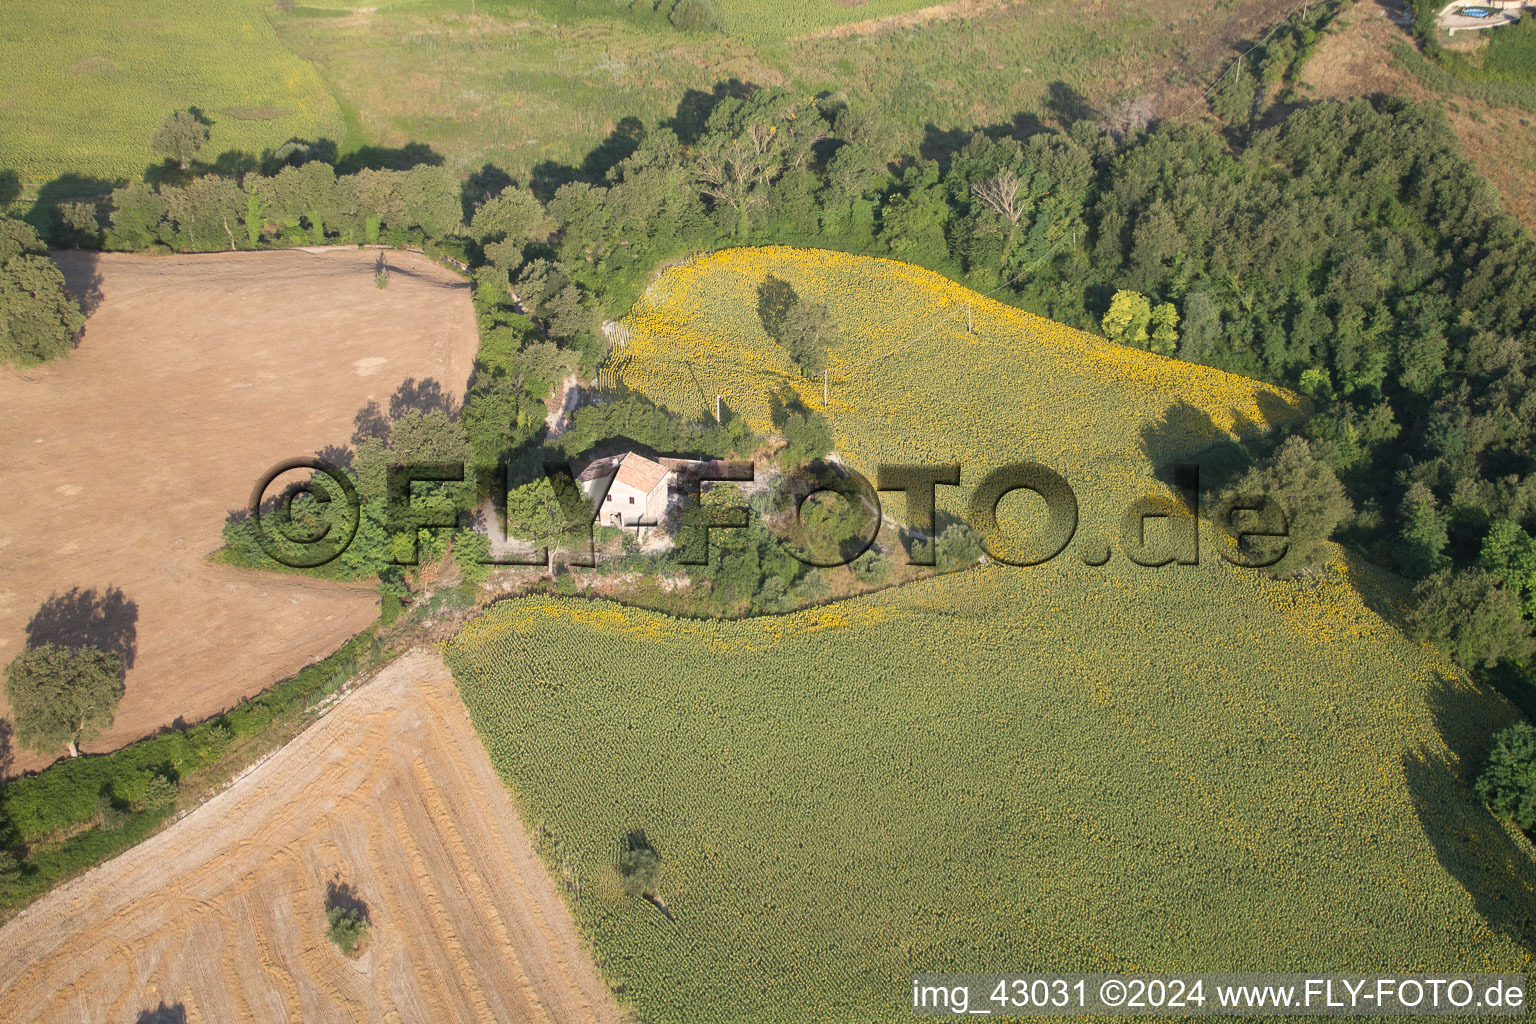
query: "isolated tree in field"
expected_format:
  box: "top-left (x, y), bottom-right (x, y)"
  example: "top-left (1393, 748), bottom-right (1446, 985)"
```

top-left (756, 274), bottom-right (832, 377)
top-left (3, 642), bottom-right (124, 758)
top-left (619, 832), bottom-right (663, 899)
top-left (324, 878), bottom-right (371, 955)
top-left (780, 299), bottom-right (833, 378)
top-left (151, 109), bottom-right (210, 170)
top-left (1217, 435), bottom-right (1352, 574)
top-left (1476, 722), bottom-right (1536, 830)
top-left (1101, 290), bottom-right (1151, 347)
top-left (0, 218), bottom-right (85, 368)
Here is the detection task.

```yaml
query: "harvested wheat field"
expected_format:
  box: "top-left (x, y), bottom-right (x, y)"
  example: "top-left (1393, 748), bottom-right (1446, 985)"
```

top-left (0, 648), bottom-right (623, 1024)
top-left (0, 248), bottom-right (478, 772)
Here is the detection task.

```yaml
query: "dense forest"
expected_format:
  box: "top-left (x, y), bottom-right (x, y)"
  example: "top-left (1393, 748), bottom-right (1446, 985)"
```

top-left (6, 82), bottom-right (1535, 686)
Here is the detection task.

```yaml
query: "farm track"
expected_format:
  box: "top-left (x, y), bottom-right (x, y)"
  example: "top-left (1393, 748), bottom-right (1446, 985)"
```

top-left (0, 648), bottom-right (624, 1024)
top-left (0, 248), bottom-right (480, 772)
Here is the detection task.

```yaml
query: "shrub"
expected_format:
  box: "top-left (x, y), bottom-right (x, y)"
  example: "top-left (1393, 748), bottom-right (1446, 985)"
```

top-left (670, 0), bottom-right (717, 32)
top-left (936, 522), bottom-right (983, 569)
top-left (95, 793), bottom-right (129, 832)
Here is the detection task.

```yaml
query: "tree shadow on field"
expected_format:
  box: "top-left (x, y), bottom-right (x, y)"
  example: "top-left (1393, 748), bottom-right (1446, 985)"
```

top-left (25, 174), bottom-right (120, 245)
top-left (324, 876), bottom-right (371, 924)
top-left (462, 163), bottom-right (514, 222)
top-left (54, 250), bottom-right (106, 319)
top-left (135, 1001), bottom-right (187, 1023)
top-left (335, 141), bottom-right (444, 176)
top-left (1138, 400), bottom-right (1262, 508)
top-left (25, 586), bottom-right (138, 670)
top-left (1044, 81), bottom-right (1099, 129)
top-left (582, 116), bottom-right (647, 181)
top-left (389, 377), bottom-right (458, 419)
top-left (1404, 678), bottom-right (1536, 956)
top-left (664, 79), bottom-right (754, 145)
top-left (919, 113), bottom-right (1050, 170)
top-left (352, 400), bottom-right (392, 447)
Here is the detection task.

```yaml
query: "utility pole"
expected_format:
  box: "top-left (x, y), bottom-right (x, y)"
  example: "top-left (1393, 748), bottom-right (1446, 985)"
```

top-left (967, 303), bottom-right (973, 334)
top-left (823, 367), bottom-right (829, 406)
top-left (715, 393), bottom-right (722, 422)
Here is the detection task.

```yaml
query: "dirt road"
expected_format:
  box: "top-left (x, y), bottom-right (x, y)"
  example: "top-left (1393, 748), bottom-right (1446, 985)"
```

top-left (0, 649), bottom-right (624, 1024)
top-left (0, 249), bottom-right (479, 772)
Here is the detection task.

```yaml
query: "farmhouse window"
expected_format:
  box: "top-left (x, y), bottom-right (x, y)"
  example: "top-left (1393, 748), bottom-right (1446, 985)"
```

top-left (605, 494), bottom-right (612, 502)
top-left (628, 496), bottom-right (636, 504)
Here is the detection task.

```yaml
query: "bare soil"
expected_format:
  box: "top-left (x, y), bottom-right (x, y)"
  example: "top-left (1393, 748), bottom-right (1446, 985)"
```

top-left (0, 649), bottom-right (624, 1024)
top-left (0, 249), bottom-right (479, 772)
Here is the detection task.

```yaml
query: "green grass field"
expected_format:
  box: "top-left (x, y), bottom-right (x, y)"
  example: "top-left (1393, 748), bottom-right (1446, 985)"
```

top-left (269, 0), bottom-right (1239, 180)
top-left (0, 0), bottom-right (345, 191)
top-left (704, 0), bottom-right (937, 38)
top-left (445, 250), bottom-right (1536, 1022)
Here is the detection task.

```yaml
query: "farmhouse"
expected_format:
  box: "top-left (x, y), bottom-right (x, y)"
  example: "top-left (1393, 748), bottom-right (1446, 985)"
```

top-left (578, 451), bottom-right (673, 527)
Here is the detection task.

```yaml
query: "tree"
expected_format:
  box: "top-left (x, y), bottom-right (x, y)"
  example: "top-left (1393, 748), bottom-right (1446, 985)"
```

top-left (1178, 291), bottom-right (1221, 363)
top-left (55, 202), bottom-right (101, 249)
top-left (619, 838), bottom-right (662, 897)
top-left (971, 168), bottom-right (1026, 264)
top-left (1101, 290), bottom-right (1151, 347)
top-left (151, 109), bottom-right (210, 169)
top-left (1476, 722), bottom-right (1536, 830)
top-left (775, 408), bottom-right (833, 468)
top-left (1398, 482), bottom-right (1449, 579)
top-left (0, 219), bottom-right (85, 367)
top-left (1148, 302), bottom-right (1179, 356)
top-left (936, 522), bottom-right (984, 568)
top-left (670, 0), bottom-right (716, 30)
top-left (1101, 93), bottom-right (1154, 140)
top-left (780, 300), bottom-right (833, 378)
top-left (324, 879), bottom-right (371, 955)
top-left (504, 476), bottom-right (588, 574)
top-left (1218, 436), bottom-right (1352, 574)
top-left (1409, 569), bottom-right (1535, 671)
top-left (4, 642), bottom-right (124, 758)
top-left (470, 184), bottom-right (546, 246)
top-left (1479, 519), bottom-right (1536, 618)
top-left (693, 90), bottom-right (827, 237)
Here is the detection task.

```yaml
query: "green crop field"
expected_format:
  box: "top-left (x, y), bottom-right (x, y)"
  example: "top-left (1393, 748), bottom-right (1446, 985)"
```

top-left (446, 251), bottom-right (1536, 1022)
top-left (0, 0), bottom-right (345, 192)
top-left (447, 571), bottom-right (1531, 1023)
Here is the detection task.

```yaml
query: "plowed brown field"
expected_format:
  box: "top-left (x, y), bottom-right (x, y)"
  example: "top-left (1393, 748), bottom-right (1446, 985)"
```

top-left (0, 249), bottom-right (479, 772)
top-left (0, 649), bottom-right (623, 1024)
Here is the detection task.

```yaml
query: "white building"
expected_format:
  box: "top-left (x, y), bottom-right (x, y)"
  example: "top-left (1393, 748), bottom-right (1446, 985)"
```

top-left (577, 451), bottom-right (673, 528)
